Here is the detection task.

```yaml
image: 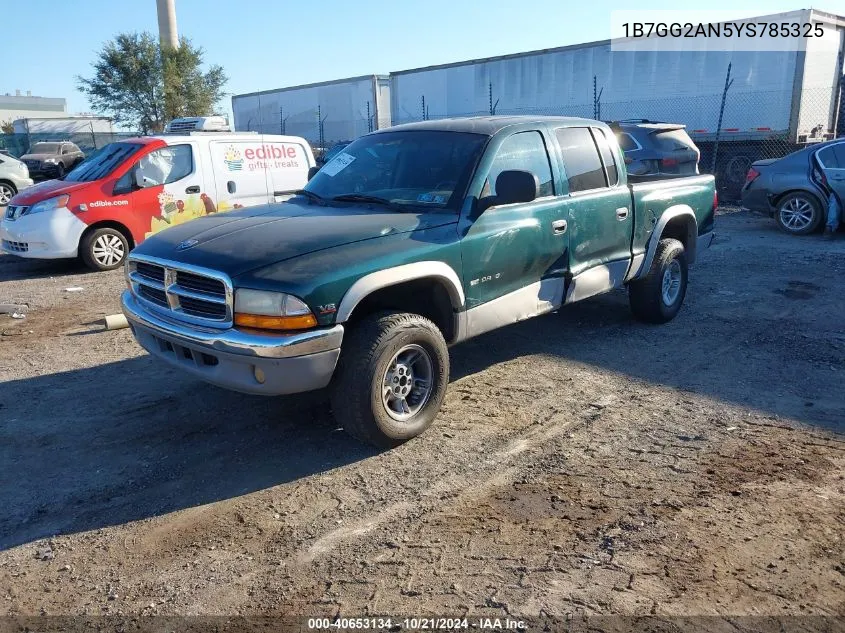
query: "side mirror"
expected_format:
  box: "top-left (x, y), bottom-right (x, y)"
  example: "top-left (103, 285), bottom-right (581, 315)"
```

top-left (495, 170), bottom-right (538, 205)
top-left (307, 166), bottom-right (320, 181)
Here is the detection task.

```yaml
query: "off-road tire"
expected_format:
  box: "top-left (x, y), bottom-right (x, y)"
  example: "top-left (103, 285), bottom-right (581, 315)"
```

top-left (774, 192), bottom-right (825, 235)
top-left (331, 311), bottom-right (449, 448)
top-left (80, 227), bottom-right (129, 271)
top-left (628, 238), bottom-right (688, 324)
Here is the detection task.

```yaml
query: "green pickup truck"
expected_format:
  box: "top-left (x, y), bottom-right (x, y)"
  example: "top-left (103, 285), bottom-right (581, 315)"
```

top-left (121, 116), bottom-right (716, 447)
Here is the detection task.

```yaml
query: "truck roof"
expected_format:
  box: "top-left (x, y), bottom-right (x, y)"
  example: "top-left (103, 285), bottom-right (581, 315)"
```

top-left (375, 115), bottom-right (602, 136)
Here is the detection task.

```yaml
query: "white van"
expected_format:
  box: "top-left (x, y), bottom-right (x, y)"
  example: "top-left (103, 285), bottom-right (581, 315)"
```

top-left (1, 116), bottom-right (316, 270)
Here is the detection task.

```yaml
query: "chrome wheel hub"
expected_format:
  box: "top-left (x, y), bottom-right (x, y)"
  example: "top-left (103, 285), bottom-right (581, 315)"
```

top-left (382, 344), bottom-right (433, 422)
top-left (661, 259), bottom-right (682, 306)
top-left (92, 234), bottom-right (125, 267)
top-left (0, 185), bottom-right (12, 205)
top-left (779, 198), bottom-right (814, 231)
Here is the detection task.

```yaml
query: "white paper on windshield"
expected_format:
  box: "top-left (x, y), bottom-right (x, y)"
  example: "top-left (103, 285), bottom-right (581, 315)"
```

top-left (321, 152), bottom-right (356, 177)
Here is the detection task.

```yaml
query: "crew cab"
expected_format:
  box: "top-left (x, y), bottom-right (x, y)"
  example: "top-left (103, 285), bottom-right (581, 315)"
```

top-left (121, 117), bottom-right (716, 447)
top-left (1, 117), bottom-right (315, 270)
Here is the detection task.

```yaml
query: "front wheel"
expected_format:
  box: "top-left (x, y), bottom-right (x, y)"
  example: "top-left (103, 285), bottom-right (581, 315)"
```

top-left (0, 181), bottom-right (15, 206)
top-left (80, 227), bottom-right (129, 271)
top-left (628, 238), bottom-right (688, 324)
top-left (331, 311), bottom-right (449, 448)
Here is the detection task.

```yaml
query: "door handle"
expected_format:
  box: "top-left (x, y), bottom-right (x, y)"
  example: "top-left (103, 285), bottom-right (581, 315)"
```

top-left (227, 181), bottom-right (236, 194)
top-left (616, 207), bottom-right (629, 220)
top-left (552, 219), bottom-right (568, 234)
top-left (185, 185), bottom-right (200, 194)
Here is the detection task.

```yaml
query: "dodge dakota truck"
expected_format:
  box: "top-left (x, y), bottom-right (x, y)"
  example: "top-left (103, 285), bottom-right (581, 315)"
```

top-left (121, 117), bottom-right (716, 447)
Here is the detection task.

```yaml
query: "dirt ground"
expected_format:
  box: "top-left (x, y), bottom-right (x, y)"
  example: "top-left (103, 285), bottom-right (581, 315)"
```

top-left (0, 207), bottom-right (843, 620)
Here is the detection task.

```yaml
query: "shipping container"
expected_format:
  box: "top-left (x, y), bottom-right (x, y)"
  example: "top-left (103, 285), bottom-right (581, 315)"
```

top-left (231, 75), bottom-right (391, 147)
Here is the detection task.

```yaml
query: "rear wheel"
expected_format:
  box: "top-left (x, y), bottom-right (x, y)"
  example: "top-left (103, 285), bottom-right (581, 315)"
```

top-left (80, 227), bottom-right (129, 271)
top-left (0, 181), bottom-right (15, 206)
top-left (331, 311), bottom-right (449, 448)
top-left (628, 238), bottom-right (688, 324)
top-left (775, 192), bottom-right (824, 235)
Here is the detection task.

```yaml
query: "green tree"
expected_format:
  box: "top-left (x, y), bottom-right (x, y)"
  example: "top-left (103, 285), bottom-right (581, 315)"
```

top-left (77, 32), bottom-right (227, 134)
top-left (0, 119), bottom-right (14, 134)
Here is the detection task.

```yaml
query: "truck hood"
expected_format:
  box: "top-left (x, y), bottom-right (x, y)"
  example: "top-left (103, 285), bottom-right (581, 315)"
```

top-left (132, 200), bottom-right (458, 278)
top-left (9, 179), bottom-right (91, 205)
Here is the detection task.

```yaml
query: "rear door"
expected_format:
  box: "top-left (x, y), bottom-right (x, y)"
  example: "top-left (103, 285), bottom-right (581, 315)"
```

top-left (553, 126), bottom-right (633, 299)
top-left (815, 141), bottom-right (845, 210)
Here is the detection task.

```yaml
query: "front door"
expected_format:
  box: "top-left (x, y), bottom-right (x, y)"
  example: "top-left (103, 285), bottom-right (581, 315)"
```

top-left (815, 141), bottom-right (845, 225)
top-left (460, 130), bottom-right (569, 336)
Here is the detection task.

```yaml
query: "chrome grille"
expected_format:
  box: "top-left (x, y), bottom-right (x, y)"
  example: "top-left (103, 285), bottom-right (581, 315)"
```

top-left (127, 256), bottom-right (233, 327)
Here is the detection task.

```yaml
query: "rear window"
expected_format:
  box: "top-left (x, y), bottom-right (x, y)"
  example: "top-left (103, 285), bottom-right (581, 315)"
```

top-left (652, 129), bottom-right (696, 152)
top-left (616, 133), bottom-right (638, 152)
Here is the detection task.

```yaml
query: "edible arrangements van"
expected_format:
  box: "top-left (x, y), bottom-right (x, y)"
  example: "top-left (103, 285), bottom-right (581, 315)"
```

top-left (0, 117), bottom-right (316, 270)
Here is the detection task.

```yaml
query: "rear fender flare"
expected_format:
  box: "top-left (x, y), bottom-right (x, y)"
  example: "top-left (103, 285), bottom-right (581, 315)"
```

top-left (631, 205), bottom-right (698, 280)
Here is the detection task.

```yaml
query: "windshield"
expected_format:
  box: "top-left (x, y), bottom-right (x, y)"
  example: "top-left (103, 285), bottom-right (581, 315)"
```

top-left (64, 142), bottom-right (143, 183)
top-left (305, 130), bottom-right (487, 210)
top-left (29, 142), bottom-right (60, 154)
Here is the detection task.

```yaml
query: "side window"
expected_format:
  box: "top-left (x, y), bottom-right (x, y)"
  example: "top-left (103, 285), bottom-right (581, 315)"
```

top-left (616, 132), bottom-right (638, 152)
top-left (61, 145), bottom-right (70, 155)
top-left (818, 144), bottom-right (845, 168)
top-left (593, 128), bottom-right (619, 187)
top-left (485, 131), bottom-right (554, 198)
top-left (136, 144), bottom-right (193, 185)
top-left (556, 127), bottom-right (607, 193)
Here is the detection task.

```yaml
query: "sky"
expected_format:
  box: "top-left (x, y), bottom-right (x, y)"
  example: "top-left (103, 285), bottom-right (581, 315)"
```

top-left (4, 0), bottom-right (842, 121)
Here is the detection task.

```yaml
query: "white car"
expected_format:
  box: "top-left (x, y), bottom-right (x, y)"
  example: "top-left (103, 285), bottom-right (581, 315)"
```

top-left (0, 153), bottom-right (34, 206)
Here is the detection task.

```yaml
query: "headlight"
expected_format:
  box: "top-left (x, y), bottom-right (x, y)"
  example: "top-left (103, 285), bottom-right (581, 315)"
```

top-left (25, 194), bottom-right (70, 216)
top-left (233, 289), bottom-right (317, 330)
top-left (44, 158), bottom-right (58, 164)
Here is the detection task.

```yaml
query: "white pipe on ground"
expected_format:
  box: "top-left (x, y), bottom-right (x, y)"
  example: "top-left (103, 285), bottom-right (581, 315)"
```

top-left (104, 314), bottom-right (129, 330)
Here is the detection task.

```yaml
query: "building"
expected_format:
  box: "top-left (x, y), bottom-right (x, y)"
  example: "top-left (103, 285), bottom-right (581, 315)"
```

top-left (11, 116), bottom-right (114, 136)
top-left (0, 91), bottom-right (67, 125)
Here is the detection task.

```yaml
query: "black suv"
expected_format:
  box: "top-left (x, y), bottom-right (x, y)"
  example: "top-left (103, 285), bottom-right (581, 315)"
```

top-left (20, 141), bottom-right (85, 180)
top-left (608, 120), bottom-right (700, 177)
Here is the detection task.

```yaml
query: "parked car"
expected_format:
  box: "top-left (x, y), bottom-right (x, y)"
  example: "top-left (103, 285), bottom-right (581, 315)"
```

top-left (1, 118), bottom-right (316, 270)
top-left (0, 153), bottom-right (34, 206)
top-left (608, 120), bottom-right (700, 177)
top-left (20, 142), bottom-right (85, 180)
top-left (741, 138), bottom-right (844, 235)
top-left (121, 116), bottom-right (716, 447)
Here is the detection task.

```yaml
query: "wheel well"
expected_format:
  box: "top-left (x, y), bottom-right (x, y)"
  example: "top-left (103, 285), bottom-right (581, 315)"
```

top-left (346, 279), bottom-right (457, 342)
top-left (0, 179), bottom-right (16, 193)
top-left (81, 221), bottom-right (135, 250)
top-left (771, 189), bottom-right (823, 210)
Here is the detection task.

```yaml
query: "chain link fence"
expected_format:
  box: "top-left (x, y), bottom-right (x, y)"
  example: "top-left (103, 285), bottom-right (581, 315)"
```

top-left (0, 132), bottom-right (141, 161)
top-left (262, 83), bottom-right (841, 202)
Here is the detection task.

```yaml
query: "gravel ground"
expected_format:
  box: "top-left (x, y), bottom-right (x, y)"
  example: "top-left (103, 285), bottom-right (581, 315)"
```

top-left (0, 207), bottom-right (843, 619)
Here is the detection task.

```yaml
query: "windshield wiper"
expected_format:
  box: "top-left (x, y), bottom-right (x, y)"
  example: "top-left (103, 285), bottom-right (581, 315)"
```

top-left (331, 193), bottom-right (407, 211)
top-left (293, 189), bottom-right (327, 206)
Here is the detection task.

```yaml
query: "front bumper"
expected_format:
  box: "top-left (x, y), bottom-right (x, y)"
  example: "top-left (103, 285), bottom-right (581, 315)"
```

top-left (0, 206), bottom-right (86, 258)
top-left (121, 290), bottom-right (343, 396)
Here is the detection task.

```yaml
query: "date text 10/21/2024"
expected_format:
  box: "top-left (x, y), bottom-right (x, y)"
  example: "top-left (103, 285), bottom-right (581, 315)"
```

top-left (307, 617), bottom-right (528, 630)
